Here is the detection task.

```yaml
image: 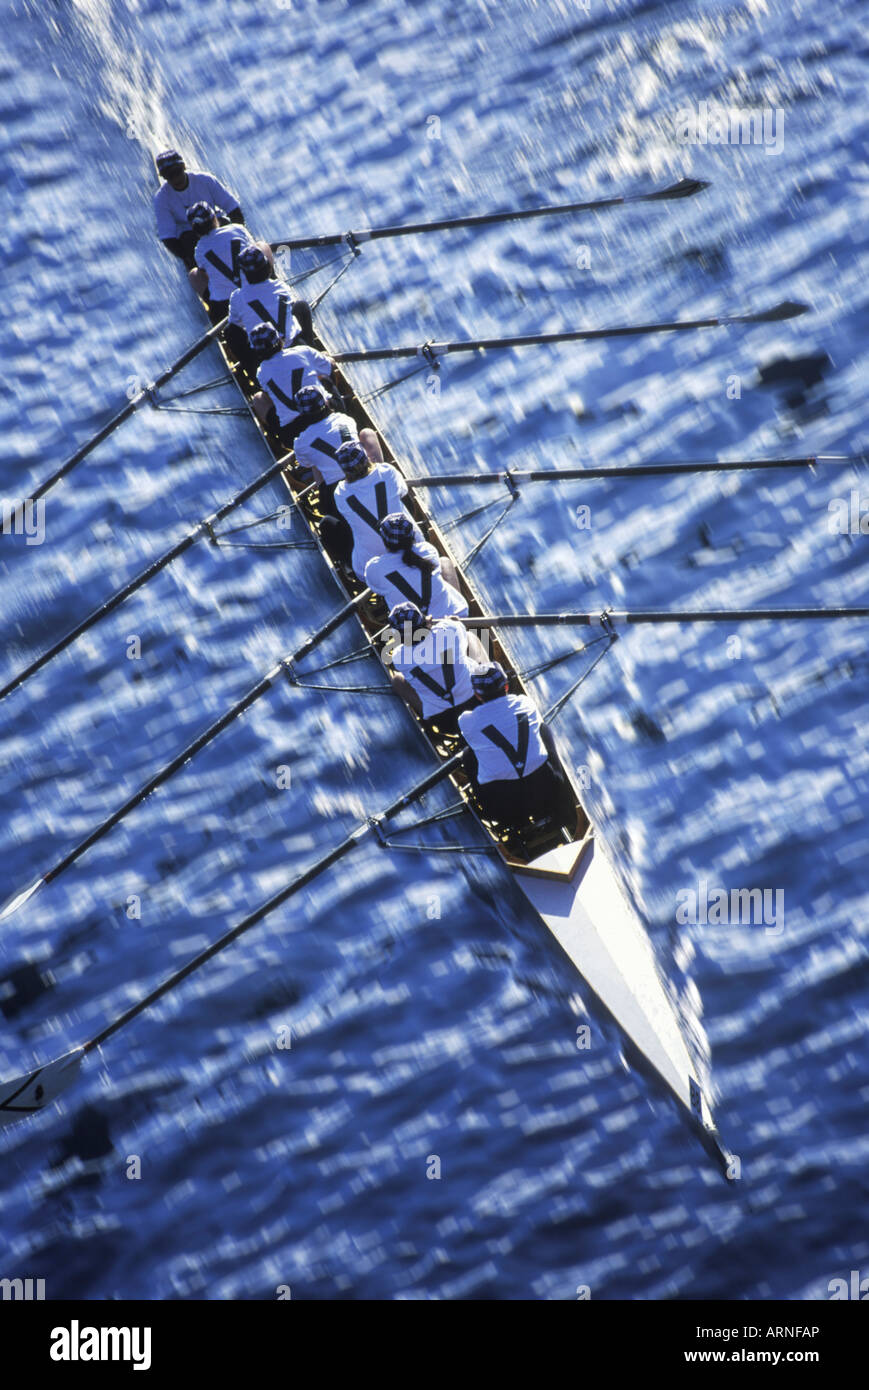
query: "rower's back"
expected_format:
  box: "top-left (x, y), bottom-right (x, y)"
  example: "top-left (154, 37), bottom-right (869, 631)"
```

top-left (364, 541), bottom-right (468, 619)
top-left (229, 277), bottom-right (299, 343)
top-left (194, 223), bottom-right (256, 304)
top-left (334, 463), bottom-right (409, 576)
top-left (295, 412), bottom-right (360, 484)
top-left (256, 344), bottom-right (334, 426)
top-left (459, 692), bottom-right (549, 785)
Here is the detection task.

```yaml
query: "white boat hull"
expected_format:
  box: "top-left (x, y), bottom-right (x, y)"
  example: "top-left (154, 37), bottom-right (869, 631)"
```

top-left (514, 836), bottom-right (728, 1163)
top-left (0, 1049), bottom-right (83, 1122)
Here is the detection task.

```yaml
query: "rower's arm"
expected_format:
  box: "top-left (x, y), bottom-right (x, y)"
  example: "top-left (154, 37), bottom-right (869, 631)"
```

top-left (391, 673), bottom-right (423, 715)
top-left (439, 554), bottom-right (460, 590)
top-left (466, 630), bottom-right (489, 664)
top-left (207, 174), bottom-right (243, 223)
top-left (224, 322), bottom-right (248, 363)
top-left (161, 234), bottom-right (197, 270)
top-left (539, 720), bottom-right (558, 761)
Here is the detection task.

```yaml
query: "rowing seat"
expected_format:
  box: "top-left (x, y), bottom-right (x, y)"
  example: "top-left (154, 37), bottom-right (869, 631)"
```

top-left (481, 798), bottom-right (580, 863)
top-left (425, 724), bottom-right (463, 758)
top-left (361, 593), bottom-right (390, 625)
top-left (303, 484), bottom-right (329, 524)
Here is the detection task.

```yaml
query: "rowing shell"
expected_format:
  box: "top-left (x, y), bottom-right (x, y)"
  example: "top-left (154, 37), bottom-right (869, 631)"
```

top-left (201, 247), bottom-right (731, 1173)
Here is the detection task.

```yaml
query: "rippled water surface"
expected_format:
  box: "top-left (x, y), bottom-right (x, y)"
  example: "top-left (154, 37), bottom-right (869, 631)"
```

top-left (0, 0), bottom-right (867, 1300)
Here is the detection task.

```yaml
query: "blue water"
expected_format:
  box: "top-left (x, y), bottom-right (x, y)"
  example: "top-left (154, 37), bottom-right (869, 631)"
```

top-left (1, 0), bottom-right (867, 1300)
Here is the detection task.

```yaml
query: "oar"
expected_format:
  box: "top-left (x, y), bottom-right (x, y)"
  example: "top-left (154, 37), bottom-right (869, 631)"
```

top-left (270, 176), bottom-right (710, 251)
top-left (407, 455), bottom-right (861, 488)
top-left (27, 321), bottom-right (226, 504)
top-left (0, 590), bottom-right (371, 923)
top-left (462, 606), bottom-right (869, 628)
top-left (0, 751), bottom-right (462, 1125)
top-left (334, 301), bottom-right (810, 364)
top-left (0, 459), bottom-right (301, 703)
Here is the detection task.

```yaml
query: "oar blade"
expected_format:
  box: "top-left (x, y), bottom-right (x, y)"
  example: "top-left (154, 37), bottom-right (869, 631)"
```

top-left (646, 177), bottom-right (710, 200)
top-left (741, 299), bottom-right (811, 323)
top-left (0, 1048), bottom-right (84, 1125)
top-left (0, 878), bottom-right (44, 922)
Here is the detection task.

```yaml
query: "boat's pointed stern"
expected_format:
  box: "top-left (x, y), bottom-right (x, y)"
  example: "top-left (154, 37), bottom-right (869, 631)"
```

top-left (514, 833), bottom-right (729, 1173)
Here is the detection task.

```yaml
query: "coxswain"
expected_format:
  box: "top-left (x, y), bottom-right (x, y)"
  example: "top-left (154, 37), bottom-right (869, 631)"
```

top-left (323, 442), bottom-right (409, 578)
top-left (153, 149), bottom-right (244, 268)
top-left (387, 602), bottom-right (489, 739)
top-left (226, 245), bottom-right (314, 373)
top-left (187, 202), bottom-right (260, 323)
top-left (458, 663), bottom-right (573, 830)
top-left (248, 323), bottom-right (336, 447)
top-left (364, 513), bottom-right (468, 618)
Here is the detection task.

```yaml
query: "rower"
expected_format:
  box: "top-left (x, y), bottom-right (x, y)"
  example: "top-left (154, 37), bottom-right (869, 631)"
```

top-left (387, 602), bottom-right (489, 740)
top-left (324, 442), bottom-right (409, 578)
top-left (249, 322), bottom-right (336, 447)
top-left (364, 513), bottom-right (468, 618)
top-left (226, 245), bottom-right (314, 374)
top-left (187, 202), bottom-right (260, 323)
top-left (153, 150), bottom-right (244, 269)
top-left (291, 385), bottom-right (363, 514)
top-left (458, 663), bottom-right (573, 830)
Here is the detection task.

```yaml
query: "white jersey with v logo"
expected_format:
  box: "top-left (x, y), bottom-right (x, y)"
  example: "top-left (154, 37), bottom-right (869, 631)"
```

top-left (193, 223), bottom-right (256, 301)
top-left (256, 345), bottom-right (333, 427)
top-left (294, 412), bottom-right (359, 484)
top-left (459, 693), bottom-right (548, 783)
top-left (334, 463), bottom-right (409, 575)
top-left (364, 541), bottom-right (468, 619)
top-left (391, 618), bottom-right (474, 717)
top-left (228, 277), bottom-right (301, 344)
